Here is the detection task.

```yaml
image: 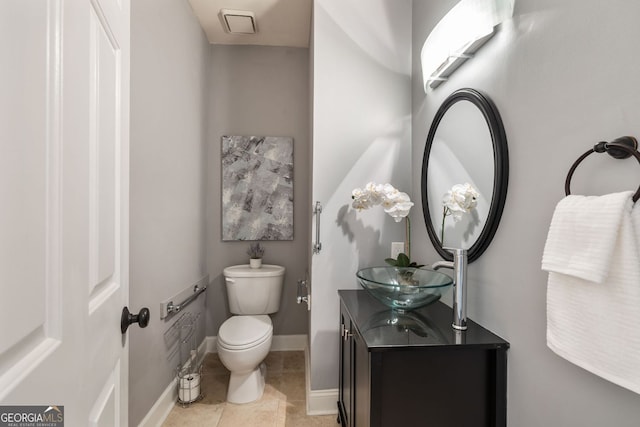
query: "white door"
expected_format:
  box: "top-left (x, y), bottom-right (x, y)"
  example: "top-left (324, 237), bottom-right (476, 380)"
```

top-left (0, 0), bottom-right (131, 425)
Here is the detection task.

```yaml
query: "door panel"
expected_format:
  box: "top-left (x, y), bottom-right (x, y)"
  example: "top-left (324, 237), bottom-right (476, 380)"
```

top-left (0, 0), bottom-right (130, 424)
top-left (88, 0), bottom-right (120, 312)
top-left (0, 0), bottom-right (63, 397)
top-left (89, 361), bottom-right (121, 427)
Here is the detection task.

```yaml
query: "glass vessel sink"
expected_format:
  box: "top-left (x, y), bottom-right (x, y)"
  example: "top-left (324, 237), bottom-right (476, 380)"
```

top-left (356, 267), bottom-right (453, 312)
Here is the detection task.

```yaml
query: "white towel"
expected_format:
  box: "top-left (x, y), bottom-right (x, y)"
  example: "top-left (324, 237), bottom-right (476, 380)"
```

top-left (542, 191), bottom-right (634, 283)
top-left (542, 192), bottom-right (640, 395)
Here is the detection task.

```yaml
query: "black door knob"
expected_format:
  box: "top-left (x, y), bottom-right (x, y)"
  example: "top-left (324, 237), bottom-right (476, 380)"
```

top-left (121, 306), bottom-right (150, 334)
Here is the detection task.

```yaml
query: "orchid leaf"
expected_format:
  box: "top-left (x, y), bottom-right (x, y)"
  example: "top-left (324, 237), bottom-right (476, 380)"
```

top-left (396, 253), bottom-right (410, 267)
top-left (385, 253), bottom-right (424, 268)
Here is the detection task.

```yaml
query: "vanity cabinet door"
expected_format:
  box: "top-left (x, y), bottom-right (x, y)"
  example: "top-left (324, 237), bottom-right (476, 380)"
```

top-left (338, 304), bottom-right (353, 426)
top-left (353, 327), bottom-right (370, 427)
top-left (339, 302), bottom-right (371, 427)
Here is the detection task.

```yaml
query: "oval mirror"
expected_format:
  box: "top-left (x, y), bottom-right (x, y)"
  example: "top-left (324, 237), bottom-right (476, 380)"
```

top-left (421, 88), bottom-right (508, 263)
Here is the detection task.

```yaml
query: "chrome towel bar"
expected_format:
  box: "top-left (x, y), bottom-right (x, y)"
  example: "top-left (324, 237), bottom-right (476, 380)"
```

top-left (166, 285), bottom-right (207, 316)
top-left (160, 276), bottom-right (209, 319)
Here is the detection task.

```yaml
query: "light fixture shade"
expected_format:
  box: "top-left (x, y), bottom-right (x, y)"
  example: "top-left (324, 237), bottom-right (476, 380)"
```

top-left (421, 0), bottom-right (514, 92)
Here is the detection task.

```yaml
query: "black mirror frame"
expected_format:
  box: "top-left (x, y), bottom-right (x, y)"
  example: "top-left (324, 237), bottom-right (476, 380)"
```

top-left (421, 88), bottom-right (509, 263)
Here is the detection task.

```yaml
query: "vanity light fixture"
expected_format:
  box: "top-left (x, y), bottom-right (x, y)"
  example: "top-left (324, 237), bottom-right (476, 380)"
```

top-left (421, 0), bottom-right (514, 91)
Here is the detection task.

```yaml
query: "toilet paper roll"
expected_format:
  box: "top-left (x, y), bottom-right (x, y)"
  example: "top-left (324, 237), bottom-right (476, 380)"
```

top-left (178, 373), bottom-right (201, 403)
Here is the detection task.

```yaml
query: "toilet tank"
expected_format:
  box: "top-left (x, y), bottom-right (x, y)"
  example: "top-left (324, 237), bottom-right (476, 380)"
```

top-left (223, 264), bottom-right (285, 315)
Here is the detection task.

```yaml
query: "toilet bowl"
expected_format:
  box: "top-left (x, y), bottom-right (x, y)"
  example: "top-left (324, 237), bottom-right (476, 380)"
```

top-left (217, 315), bottom-right (273, 403)
top-left (217, 264), bottom-right (285, 404)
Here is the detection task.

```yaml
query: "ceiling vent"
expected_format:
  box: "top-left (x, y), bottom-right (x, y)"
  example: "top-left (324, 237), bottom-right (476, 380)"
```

top-left (219, 9), bottom-right (257, 34)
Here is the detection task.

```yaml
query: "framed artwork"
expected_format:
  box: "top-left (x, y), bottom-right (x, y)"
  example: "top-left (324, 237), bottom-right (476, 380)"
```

top-left (221, 135), bottom-right (294, 241)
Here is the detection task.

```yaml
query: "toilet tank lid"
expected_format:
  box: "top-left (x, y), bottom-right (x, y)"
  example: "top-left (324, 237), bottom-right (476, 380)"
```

top-left (223, 264), bottom-right (285, 278)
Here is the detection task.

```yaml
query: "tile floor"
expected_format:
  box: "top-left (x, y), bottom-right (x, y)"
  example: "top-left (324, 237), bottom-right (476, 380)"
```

top-left (162, 351), bottom-right (338, 427)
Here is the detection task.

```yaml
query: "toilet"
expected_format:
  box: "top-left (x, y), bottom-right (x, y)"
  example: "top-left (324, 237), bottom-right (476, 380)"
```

top-left (217, 264), bottom-right (285, 404)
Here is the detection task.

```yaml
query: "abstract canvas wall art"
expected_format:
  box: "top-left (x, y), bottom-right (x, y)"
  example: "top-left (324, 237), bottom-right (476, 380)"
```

top-left (221, 135), bottom-right (294, 241)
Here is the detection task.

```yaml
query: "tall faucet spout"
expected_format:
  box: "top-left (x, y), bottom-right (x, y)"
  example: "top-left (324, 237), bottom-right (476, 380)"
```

top-left (431, 260), bottom-right (453, 271)
top-left (432, 248), bottom-right (468, 331)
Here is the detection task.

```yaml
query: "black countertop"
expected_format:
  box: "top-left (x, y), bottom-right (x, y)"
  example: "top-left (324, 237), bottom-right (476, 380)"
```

top-left (339, 290), bottom-right (509, 351)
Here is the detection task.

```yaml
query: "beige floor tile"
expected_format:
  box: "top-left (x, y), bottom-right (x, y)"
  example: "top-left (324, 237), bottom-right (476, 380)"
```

top-left (282, 400), bottom-right (338, 427)
top-left (282, 351), bottom-right (305, 373)
top-left (262, 382), bottom-right (286, 402)
top-left (162, 402), bottom-right (224, 426)
top-left (161, 351), bottom-right (338, 427)
top-left (278, 371), bottom-right (305, 400)
top-left (202, 353), bottom-right (226, 375)
top-left (199, 373), bottom-right (229, 404)
top-left (275, 400), bottom-right (288, 427)
top-left (217, 399), bottom-right (279, 427)
top-left (264, 351), bottom-right (284, 374)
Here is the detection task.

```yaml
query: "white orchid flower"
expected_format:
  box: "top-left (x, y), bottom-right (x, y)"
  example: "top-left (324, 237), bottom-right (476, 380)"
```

top-left (352, 197), bottom-right (371, 211)
top-left (364, 182), bottom-right (383, 205)
top-left (384, 200), bottom-right (414, 222)
top-left (351, 182), bottom-right (413, 221)
top-left (351, 187), bottom-right (367, 210)
top-left (351, 181), bottom-right (415, 260)
top-left (352, 187), bottom-right (365, 200)
top-left (443, 183), bottom-right (479, 222)
top-left (440, 182), bottom-right (480, 245)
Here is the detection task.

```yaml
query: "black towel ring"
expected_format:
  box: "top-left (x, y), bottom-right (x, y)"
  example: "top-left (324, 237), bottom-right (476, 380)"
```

top-left (565, 136), bottom-right (640, 203)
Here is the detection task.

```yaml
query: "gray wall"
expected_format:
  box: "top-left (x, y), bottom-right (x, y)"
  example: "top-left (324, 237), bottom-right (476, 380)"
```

top-left (129, 0), bottom-right (209, 425)
top-left (411, 0), bottom-right (640, 426)
top-left (309, 0), bottom-right (413, 391)
top-left (205, 45), bottom-right (311, 338)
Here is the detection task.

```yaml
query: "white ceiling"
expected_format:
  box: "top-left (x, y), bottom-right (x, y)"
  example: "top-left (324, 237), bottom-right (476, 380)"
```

top-left (188, 0), bottom-right (312, 48)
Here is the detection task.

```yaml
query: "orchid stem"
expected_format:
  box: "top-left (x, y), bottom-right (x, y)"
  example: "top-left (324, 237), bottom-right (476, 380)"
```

top-left (404, 217), bottom-right (411, 259)
top-left (441, 207), bottom-right (447, 244)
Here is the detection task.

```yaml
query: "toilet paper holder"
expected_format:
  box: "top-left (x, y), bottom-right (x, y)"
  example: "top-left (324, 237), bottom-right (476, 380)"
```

top-left (173, 312), bottom-right (203, 405)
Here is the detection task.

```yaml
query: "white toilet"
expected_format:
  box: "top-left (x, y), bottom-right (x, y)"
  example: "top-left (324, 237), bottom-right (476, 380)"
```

top-left (217, 264), bottom-right (285, 404)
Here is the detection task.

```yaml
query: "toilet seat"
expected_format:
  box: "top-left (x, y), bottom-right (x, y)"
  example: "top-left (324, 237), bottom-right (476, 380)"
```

top-left (218, 315), bottom-right (272, 351)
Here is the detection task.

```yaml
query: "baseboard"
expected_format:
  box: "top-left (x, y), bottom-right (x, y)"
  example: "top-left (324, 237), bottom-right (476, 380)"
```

top-left (136, 377), bottom-right (177, 427)
top-left (197, 336), bottom-right (208, 366)
top-left (305, 345), bottom-right (339, 415)
top-left (202, 335), bottom-right (217, 354)
top-left (272, 334), bottom-right (307, 351)
top-left (203, 334), bottom-right (307, 353)
top-left (307, 388), bottom-right (339, 415)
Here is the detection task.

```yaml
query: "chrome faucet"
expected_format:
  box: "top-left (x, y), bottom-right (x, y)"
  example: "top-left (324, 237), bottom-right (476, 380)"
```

top-left (432, 248), bottom-right (468, 331)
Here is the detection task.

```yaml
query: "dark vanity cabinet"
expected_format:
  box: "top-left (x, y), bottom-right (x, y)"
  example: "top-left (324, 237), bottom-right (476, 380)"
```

top-left (337, 290), bottom-right (509, 427)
